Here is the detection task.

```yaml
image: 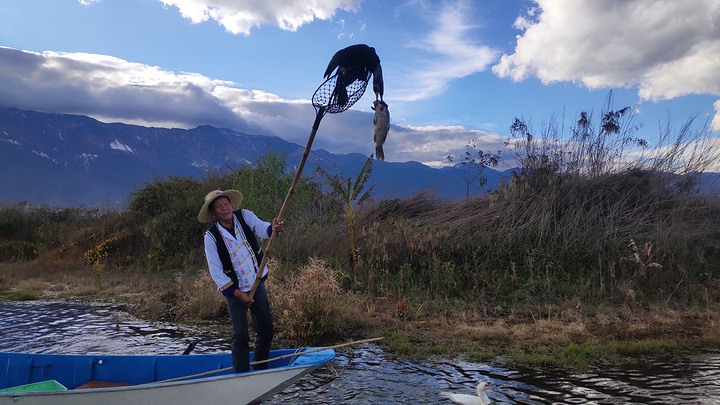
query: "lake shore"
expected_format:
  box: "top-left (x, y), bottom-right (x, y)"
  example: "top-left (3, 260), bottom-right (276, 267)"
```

top-left (3, 260), bottom-right (719, 370)
top-left (374, 304), bottom-right (720, 369)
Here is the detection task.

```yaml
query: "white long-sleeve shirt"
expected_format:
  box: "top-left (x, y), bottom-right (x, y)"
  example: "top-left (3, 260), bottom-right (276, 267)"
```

top-left (204, 209), bottom-right (271, 295)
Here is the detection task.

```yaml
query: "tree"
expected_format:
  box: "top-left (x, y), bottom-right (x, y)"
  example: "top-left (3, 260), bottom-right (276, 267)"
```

top-left (129, 176), bottom-right (205, 269)
top-left (447, 138), bottom-right (501, 199)
top-left (315, 155), bottom-right (377, 269)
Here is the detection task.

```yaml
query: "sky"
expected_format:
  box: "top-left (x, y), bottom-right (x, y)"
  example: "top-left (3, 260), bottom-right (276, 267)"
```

top-left (1, 0), bottom-right (719, 169)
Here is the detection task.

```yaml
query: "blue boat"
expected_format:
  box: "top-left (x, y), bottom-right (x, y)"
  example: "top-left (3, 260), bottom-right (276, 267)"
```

top-left (0, 348), bottom-right (335, 404)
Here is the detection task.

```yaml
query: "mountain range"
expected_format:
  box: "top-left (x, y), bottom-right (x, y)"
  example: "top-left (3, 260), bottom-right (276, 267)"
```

top-left (0, 106), bottom-right (508, 207)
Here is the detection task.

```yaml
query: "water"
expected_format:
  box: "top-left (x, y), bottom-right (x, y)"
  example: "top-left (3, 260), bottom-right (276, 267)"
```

top-left (1, 301), bottom-right (719, 404)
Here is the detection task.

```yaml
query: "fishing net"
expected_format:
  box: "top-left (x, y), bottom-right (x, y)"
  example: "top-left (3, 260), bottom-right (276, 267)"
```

top-left (250, 51), bottom-right (375, 299)
top-left (312, 69), bottom-right (372, 114)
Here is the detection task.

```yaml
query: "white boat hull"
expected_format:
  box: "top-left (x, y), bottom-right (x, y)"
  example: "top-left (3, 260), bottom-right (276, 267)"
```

top-left (1, 365), bottom-right (314, 405)
top-left (0, 349), bottom-right (334, 405)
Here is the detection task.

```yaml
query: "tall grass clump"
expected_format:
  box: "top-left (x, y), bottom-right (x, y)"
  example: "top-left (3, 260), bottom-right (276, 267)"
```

top-left (488, 94), bottom-right (720, 306)
top-left (270, 258), bottom-right (351, 341)
top-left (172, 271), bottom-right (226, 321)
top-left (320, 95), bottom-right (720, 315)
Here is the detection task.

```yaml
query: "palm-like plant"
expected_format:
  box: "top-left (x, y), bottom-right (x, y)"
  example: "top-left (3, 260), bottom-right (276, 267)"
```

top-left (315, 155), bottom-right (376, 268)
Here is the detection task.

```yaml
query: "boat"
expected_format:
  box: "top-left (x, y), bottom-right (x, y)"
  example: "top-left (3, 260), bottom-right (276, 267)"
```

top-left (0, 347), bottom-right (335, 404)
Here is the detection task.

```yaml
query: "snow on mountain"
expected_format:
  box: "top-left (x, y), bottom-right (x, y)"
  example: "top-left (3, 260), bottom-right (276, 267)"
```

top-left (110, 139), bottom-right (135, 153)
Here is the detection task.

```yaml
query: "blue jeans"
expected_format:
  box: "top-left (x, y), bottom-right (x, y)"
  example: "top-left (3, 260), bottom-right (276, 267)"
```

top-left (225, 280), bottom-right (274, 373)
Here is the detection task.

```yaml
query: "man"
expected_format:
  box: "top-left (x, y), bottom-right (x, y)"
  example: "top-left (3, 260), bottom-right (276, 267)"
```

top-left (198, 189), bottom-right (284, 372)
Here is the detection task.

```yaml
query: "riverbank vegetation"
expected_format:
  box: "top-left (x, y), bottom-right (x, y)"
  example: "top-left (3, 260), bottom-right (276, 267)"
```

top-left (2, 102), bottom-right (720, 369)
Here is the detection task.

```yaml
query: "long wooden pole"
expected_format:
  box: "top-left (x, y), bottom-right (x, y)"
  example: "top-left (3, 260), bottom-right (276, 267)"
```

top-left (153, 337), bottom-right (382, 384)
top-left (249, 106), bottom-right (326, 299)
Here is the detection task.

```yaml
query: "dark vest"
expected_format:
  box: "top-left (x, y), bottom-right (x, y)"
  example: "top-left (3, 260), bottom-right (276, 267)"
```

top-left (208, 209), bottom-right (264, 286)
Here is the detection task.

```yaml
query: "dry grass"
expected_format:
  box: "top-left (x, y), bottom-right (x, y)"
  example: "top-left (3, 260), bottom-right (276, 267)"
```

top-left (173, 272), bottom-right (226, 321)
top-left (33, 247), bottom-right (85, 271)
top-left (270, 258), bottom-right (358, 342)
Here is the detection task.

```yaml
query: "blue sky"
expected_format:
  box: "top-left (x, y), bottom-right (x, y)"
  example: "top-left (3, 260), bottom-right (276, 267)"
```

top-left (1, 0), bottom-right (718, 169)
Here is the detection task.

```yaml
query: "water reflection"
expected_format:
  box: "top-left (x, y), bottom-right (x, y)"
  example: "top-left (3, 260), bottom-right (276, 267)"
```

top-left (1, 301), bottom-right (719, 404)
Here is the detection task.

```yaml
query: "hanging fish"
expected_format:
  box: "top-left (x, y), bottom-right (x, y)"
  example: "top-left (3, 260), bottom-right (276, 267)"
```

top-left (371, 100), bottom-right (390, 161)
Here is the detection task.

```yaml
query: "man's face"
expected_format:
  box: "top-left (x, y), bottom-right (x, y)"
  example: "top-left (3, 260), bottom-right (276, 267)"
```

top-left (210, 196), bottom-right (234, 223)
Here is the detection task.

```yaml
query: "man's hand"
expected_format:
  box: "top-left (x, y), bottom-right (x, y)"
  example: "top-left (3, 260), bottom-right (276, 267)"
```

top-left (233, 289), bottom-right (254, 307)
top-left (272, 218), bottom-right (284, 233)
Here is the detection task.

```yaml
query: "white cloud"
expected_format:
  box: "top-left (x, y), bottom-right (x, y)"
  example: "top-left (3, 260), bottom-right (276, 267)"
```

top-left (0, 46), bottom-right (503, 166)
top-left (393, 0), bottom-right (500, 101)
top-left (713, 100), bottom-right (720, 132)
top-left (78, 0), bottom-right (100, 5)
top-left (493, 0), bottom-right (720, 101)
top-left (0, 46), bottom-right (252, 132)
top-left (158, 0), bottom-right (360, 35)
top-left (396, 125), bottom-right (507, 168)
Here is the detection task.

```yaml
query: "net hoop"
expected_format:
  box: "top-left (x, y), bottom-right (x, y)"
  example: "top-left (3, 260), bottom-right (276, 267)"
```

top-left (312, 70), bottom-right (372, 114)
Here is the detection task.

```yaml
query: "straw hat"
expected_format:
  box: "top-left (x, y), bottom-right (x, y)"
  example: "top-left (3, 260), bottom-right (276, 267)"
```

top-left (197, 189), bottom-right (243, 223)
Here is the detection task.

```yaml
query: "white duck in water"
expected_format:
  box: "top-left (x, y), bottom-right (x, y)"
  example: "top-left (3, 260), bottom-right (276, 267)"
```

top-left (441, 381), bottom-right (493, 405)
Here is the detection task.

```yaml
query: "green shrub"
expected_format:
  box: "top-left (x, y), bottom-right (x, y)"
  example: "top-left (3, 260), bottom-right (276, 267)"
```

top-left (129, 176), bottom-right (206, 270)
top-left (2, 288), bottom-right (41, 301)
top-left (0, 242), bottom-right (39, 262)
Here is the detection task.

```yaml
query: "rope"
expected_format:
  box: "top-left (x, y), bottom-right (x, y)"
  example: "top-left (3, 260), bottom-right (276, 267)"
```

top-left (150, 337), bottom-right (384, 385)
